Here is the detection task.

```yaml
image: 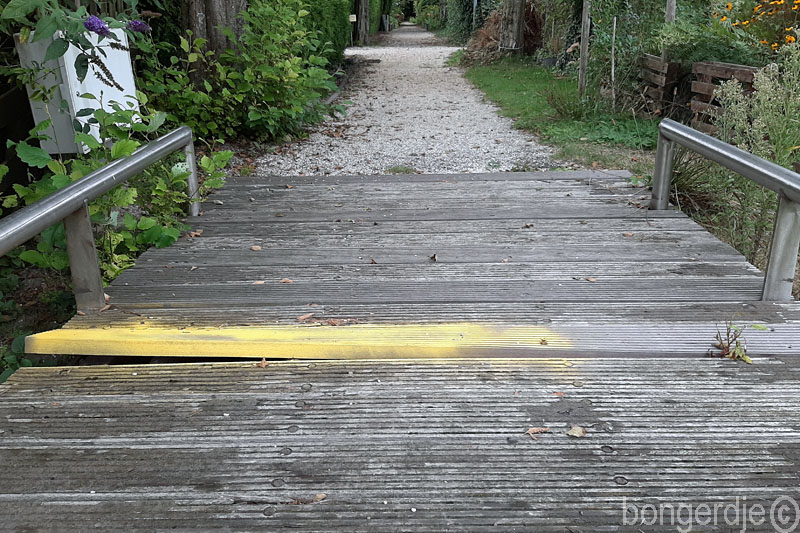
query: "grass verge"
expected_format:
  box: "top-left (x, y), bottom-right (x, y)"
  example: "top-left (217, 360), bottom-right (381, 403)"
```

top-left (463, 56), bottom-right (658, 180)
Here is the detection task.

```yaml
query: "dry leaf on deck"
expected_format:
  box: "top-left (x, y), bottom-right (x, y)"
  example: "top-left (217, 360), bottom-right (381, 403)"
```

top-left (258, 358), bottom-right (269, 368)
top-left (526, 427), bottom-right (551, 440)
top-left (622, 233), bottom-right (633, 237)
top-left (280, 278), bottom-right (293, 284)
top-left (297, 313), bottom-right (315, 322)
top-left (250, 245), bottom-right (262, 251)
top-left (253, 281), bottom-right (266, 285)
top-left (567, 425), bottom-right (587, 438)
top-left (585, 277), bottom-right (597, 283)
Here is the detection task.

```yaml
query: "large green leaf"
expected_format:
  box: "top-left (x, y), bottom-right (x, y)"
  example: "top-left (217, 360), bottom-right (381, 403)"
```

top-left (43, 37), bottom-right (69, 62)
top-left (32, 14), bottom-right (59, 42)
top-left (1, 0), bottom-right (42, 20)
top-left (15, 142), bottom-right (51, 168)
top-left (110, 139), bottom-right (139, 159)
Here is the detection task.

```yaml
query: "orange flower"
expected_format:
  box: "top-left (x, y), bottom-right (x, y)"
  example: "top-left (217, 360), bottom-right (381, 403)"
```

top-left (726, 1), bottom-right (733, 8)
top-left (787, 35), bottom-right (797, 43)
top-left (721, 15), bottom-right (728, 20)
top-left (772, 42), bottom-right (779, 48)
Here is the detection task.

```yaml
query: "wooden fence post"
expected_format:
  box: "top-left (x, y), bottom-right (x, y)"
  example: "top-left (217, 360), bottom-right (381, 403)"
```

top-left (578, 0), bottom-right (590, 95)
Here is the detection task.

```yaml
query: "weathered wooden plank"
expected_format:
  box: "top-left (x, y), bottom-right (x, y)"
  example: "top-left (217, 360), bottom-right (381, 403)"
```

top-left (640, 69), bottom-right (667, 87)
top-left (233, 169), bottom-right (632, 185)
top-left (1, 359), bottom-right (799, 530)
top-left (691, 80), bottom-right (717, 97)
top-left (692, 61), bottom-right (758, 83)
top-left (62, 301), bottom-right (800, 329)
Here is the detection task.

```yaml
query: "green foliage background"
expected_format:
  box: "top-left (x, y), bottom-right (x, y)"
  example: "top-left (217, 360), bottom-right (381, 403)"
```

top-left (307, 0), bottom-right (351, 61)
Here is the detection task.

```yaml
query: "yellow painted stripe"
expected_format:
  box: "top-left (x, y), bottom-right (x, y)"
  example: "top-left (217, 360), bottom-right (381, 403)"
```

top-left (26, 323), bottom-right (571, 359)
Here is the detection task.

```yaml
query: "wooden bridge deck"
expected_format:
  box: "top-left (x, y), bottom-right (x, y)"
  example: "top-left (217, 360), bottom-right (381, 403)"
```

top-left (26, 169), bottom-right (800, 357)
top-left (2, 358), bottom-right (800, 530)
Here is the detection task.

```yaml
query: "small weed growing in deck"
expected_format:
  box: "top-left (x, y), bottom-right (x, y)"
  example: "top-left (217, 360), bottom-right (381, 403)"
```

top-left (709, 321), bottom-right (769, 364)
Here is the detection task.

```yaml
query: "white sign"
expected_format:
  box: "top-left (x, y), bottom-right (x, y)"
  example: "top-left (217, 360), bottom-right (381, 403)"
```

top-left (16, 30), bottom-right (139, 154)
top-left (349, 14), bottom-right (357, 22)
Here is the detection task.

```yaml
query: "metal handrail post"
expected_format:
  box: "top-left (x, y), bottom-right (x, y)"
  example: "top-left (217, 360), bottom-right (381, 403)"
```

top-left (762, 196), bottom-right (800, 301)
top-left (649, 119), bottom-right (800, 301)
top-left (649, 131), bottom-right (674, 210)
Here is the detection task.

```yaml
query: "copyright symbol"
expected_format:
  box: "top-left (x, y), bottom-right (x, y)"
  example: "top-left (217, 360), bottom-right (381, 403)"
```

top-left (771, 496), bottom-right (800, 533)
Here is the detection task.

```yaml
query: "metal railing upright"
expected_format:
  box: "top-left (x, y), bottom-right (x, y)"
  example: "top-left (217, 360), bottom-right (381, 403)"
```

top-left (650, 118), bottom-right (800, 301)
top-left (0, 126), bottom-right (199, 312)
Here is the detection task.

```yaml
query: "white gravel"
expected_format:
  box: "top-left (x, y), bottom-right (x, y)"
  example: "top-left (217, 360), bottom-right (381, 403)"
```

top-left (255, 25), bottom-right (553, 176)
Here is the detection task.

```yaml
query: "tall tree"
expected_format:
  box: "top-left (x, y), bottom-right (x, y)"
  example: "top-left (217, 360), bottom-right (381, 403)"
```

top-left (354, 0), bottom-right (370, 44)
top-left (182, 0), bottom-right (247, 56)
top-left (499, 0), bottom-right (525, 53)
top-left (181, 0), bottom-right (247, 83)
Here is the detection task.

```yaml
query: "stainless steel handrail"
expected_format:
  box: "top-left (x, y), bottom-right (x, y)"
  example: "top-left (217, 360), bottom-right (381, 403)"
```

top-left (0, 126), bottom-right (199, 311)
top-left (650, 118), bottom-right (800, 301)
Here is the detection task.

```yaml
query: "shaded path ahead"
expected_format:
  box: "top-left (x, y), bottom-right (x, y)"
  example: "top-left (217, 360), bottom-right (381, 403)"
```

top-left (256, 24), bottom-right (552, 176)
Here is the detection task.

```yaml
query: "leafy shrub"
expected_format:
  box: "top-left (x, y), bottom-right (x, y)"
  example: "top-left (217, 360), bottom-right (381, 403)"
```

top-left (658, 15), bottom-right (768, 65)
top-left (446, 0), bottom-right (474, 43)
top-left (1, 97), bottom-right (230, 280)
top-left (136, 0), bottom-right (340, 142)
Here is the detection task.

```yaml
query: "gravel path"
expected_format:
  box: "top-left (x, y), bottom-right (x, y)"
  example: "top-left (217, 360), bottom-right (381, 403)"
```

top-left (255, 24), bottom-right (553, 176)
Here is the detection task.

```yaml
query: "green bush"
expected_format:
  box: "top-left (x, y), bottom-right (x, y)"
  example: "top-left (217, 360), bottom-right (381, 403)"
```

top-left (137, 0), bottom-right (339, 141)
top-left (446, 0), bottom-right (474, 42)
top-left (307, 0), bottom-right (350, 61)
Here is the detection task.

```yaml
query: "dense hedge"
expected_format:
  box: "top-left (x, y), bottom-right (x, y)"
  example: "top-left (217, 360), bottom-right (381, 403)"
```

top-left (307, 0), bottom-right (351, 61)
top-left (446, 0), bottom-right (474, 43)
top-left (370, 0), bottom-right (391, 34)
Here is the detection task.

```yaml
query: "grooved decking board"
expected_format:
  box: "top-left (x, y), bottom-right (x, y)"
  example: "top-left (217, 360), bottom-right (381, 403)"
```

top-left (26, 169), bottom-right (800, 358)
top-left (1, 359), bottom-right (799, 530)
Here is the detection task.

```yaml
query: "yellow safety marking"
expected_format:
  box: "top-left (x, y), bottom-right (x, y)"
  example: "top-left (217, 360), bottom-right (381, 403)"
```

top-left (26, 323), bottom-right (572, 359)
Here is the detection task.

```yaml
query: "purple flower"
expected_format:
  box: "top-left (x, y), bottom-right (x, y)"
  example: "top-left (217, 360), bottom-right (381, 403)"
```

top-left (84, 15), bottom-right (111, 37)
top-left (126, 20), bottom-right (151, 33)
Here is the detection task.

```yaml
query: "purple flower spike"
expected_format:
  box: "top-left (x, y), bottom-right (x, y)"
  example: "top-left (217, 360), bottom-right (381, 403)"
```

top-left (126, 20), bottom-right (151, 33)
top-left (84, 15), bottom-right (112, 37)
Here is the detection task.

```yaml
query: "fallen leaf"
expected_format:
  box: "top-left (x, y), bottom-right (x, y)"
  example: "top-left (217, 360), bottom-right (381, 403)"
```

top-left (552, 392), bottom-right (565, 396)
top-left (76, 310), bottom-right (86, 316)
top-left (253, 281), bottom-right (266, 285)
top-left (592, 161), bottom-right (598, 168)
top-left (250, 245), bottom-right (262, 251)
top-left (258, 358), bottom-right (269, 368)
top-left (540, 338), bottom-right (548, 345)
top-left (185, 229), bottom-right (204, 238)
top-left (526, 427), bottom-right (551, 440)
top-left (327, 318), bottom-right (353, 326)
top-left (285, 184), bottom-right (294, 189)
top-left (274, 213), bottom-right (285, 217)
top-left (429, 254), bottom-right (437, 262)
top-left (501, 258), bottom-right (509, 263)
top-left (370, 258), bottom-right (377, 264)
top-left (190, 266), bottom-right (198, 271)
top-left (567, 425), bottom-right (587, 438)
top-left (622, 232), bottom-right (633, 237)
top-left (522, 223), bottom-right (534, 229)
top-left (585, 277), bottom-right (597, 283)
top-left (104, 293), bottom-right (110, 303)
top-left (297, 313), bottom-right (315, 322)
top-left (280, 278), bottom-right (293, 284)
top-left (312, 493), bottom-right (327, 502)
top-left (99, 304), bottom-right (112, 312)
